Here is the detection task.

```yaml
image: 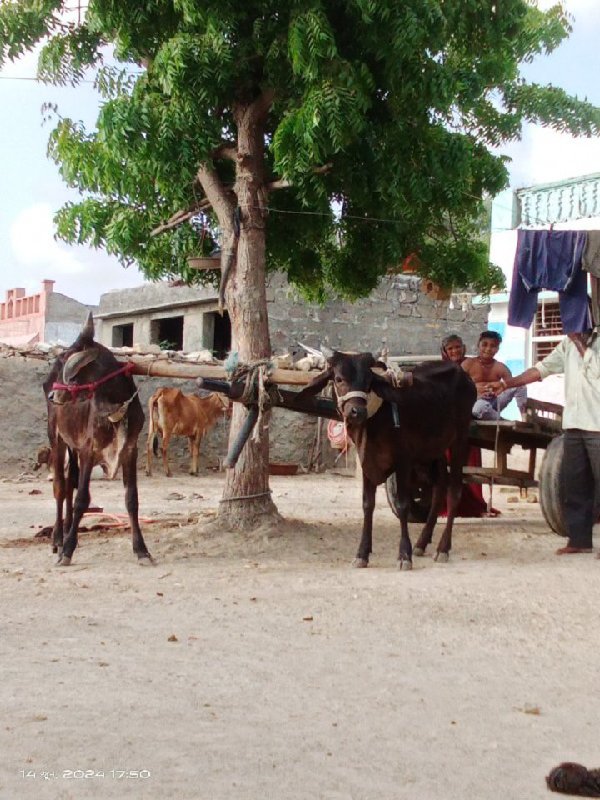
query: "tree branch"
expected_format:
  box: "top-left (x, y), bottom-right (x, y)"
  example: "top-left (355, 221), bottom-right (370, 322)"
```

top-left (234, 88), bottom-right (275, 129)
top-left (150, 199), bottom-right (211, 237)
top-left (196, 162), bottom-right (236, 225)
top-left (212, 142), bottom-right (237, 161)
top-left (267, 162), bottom-right (333, 191)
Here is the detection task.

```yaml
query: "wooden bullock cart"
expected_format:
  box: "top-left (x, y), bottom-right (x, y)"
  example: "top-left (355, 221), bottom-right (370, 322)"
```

top-left (122, 355), bottom-right (568, 535)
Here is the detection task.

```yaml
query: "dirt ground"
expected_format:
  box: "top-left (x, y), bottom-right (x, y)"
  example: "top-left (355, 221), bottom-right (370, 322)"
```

top-left (1, 464), bottom-right (600, 800)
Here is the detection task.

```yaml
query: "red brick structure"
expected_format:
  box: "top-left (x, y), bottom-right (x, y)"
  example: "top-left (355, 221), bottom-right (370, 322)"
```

top-left (0, 280), bottom-right (54, 346)
top-left (0, 280), bottom-right (93, 346)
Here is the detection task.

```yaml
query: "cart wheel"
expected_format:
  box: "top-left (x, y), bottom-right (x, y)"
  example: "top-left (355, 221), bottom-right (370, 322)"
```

top-left (386, 473), bottom-right (433, 523)
top-left (539, 434), bottom-right (600, 537)
top-left (539, 435), bottom-right (567, 536)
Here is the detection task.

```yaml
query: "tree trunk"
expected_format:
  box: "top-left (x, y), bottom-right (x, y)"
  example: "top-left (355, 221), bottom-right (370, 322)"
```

top-left (217, 97), bottom-right (279, 528)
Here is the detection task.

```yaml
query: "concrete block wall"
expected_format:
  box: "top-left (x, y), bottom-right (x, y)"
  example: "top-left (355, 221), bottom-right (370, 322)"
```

top-left (96, 274), bottom-right (489, 359)
top-left (266, 274), bottom-right (489, 357)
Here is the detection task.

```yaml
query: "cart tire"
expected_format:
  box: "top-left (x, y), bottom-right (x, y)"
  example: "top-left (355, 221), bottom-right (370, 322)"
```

top-left (386, 473), bottom-right (433, 524)
top-left (539, 435), bottom-right (568, 537)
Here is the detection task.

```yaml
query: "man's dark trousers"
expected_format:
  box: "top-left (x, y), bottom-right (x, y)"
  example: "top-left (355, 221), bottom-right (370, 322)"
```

top-left (562, 429), bottom-right (600, 548)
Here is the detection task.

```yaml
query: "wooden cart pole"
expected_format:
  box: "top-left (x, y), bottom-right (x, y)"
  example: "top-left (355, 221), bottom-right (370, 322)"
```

top-left (119, 354), bottom-right (320, 386)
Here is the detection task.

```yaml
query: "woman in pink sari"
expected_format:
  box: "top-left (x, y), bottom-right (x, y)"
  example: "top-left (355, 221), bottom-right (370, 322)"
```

top-left (440, 334), bottom-right (500, 517)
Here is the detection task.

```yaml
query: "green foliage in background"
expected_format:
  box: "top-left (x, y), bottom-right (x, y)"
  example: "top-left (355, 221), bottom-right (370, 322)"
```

top-left (1, 0), bottom-right (599, 298)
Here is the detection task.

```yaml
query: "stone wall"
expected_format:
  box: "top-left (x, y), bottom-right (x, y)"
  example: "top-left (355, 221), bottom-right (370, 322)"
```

top-left (96, 273), bottom-right (489, 358)
top-left (266, 274), bottom-right (488, 357)
top-left (0, 354), bottom-right (333, 476)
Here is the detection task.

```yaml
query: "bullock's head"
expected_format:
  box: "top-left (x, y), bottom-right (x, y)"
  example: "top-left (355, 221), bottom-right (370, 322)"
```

top-left (199, 389), bottom-right (231, 418)
top-left (45, 312), bottom-right (115, 404)
top-left (298, 351), bottom-right (388, 428)
top-left (215, 392), bottom-right (232, 418)
top-left (34, 445), bottom-right (52, 471)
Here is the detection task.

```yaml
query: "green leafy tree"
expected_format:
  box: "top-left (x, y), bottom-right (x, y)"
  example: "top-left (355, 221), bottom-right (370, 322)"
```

top-left (2, 1), bottom-right (598, 526)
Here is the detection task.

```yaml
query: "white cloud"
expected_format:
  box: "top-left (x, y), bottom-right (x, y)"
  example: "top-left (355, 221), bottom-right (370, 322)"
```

top-left (11, 203), bottom-right (83, 273)
top-left (7, 203), bottom-right (146, 304)
top-left (536, 0), bottom-right (596, 11)
top-left (502, 124), bottom-right (600, 188)
top-left (497, 0), bottom-right (600, 188)
top-left (0, 46), bottom-right (40, 78)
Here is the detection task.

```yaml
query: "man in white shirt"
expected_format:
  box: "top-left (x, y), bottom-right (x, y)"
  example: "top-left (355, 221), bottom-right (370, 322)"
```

top-left (489, 331), bottom-right (600, 555)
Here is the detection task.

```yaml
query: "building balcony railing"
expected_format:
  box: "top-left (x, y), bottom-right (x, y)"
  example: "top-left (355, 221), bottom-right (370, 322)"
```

top-left (516, 172), bottom-right (600, 227)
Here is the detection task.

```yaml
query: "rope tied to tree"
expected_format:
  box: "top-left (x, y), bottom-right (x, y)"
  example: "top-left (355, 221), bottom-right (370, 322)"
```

top-left (228, 357), bottom-right (283, 443)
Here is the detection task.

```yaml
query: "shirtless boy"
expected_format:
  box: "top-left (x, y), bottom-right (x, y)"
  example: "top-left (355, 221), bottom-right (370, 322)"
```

top-left (461, 330), bottom-right (527, 420)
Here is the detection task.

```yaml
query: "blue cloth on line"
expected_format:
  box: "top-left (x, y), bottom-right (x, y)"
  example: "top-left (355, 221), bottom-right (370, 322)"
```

top-left (508, 229), bottom-right (591, 333)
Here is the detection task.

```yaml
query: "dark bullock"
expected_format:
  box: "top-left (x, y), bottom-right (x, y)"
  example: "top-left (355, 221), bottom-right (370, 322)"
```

top-left (296, 352), bottom-right (476, 568)
top-left (43, 313), bottom-right (152, 566)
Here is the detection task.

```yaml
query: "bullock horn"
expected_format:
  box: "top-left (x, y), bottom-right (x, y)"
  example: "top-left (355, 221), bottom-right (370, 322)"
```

top-left (63, 348), bottom-right (100, 383)
top-left (294, 366), bottom-right (333, 400)
top-left (371, 360), bottom-right (390, 372)
top-left (297, 341), bottom-right (326, 359)
top-left (81, 311), bottom-right (95, 340)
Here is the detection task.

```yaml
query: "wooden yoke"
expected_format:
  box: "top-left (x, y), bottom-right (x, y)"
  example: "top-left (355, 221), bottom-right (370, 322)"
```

top-left (197, 376), bottom-right (339, 468)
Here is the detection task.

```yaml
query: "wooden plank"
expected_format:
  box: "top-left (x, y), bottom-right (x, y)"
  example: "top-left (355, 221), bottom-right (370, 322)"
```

top-left (463, 467), bottom-right (538, 488)
top-left (117, 355), bottom-right (321, 386)
top-left (469, 424), bottom-right (554, 452)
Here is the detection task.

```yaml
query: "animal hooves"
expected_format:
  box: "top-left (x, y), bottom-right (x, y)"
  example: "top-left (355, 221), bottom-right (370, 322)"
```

top-left (138, 555), bottom-right (155, 567)
top-left (56, 556), bottom-right (72, 567)
top-left (397, 559), bottom-right (413, 571)
top-left (433, 551), bottom-right (449, 563)
top-left (413, 547), bottom-right (426, 557)
top-left (352, 558), bottom-right (369, 568)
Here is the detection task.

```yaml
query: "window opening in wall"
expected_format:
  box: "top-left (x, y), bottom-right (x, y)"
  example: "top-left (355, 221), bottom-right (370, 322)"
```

top-left (151, 316), bottom-right (184, 351)
top-left (203, 311), bottom-right (231, 360)
top-left (112, 323), bottom-right (134, 348)
top-left (532, 299), bottom-right (563, 361)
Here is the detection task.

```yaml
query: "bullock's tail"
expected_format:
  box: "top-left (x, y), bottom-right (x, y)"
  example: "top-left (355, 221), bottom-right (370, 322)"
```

top-left (547, 763), bottom-right (600, 796)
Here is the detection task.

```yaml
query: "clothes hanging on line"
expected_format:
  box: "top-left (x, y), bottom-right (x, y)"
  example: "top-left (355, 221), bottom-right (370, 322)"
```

top-left (582, 231), bottom-right (600, 326)
top-left (507, 229), bottom-right (591, 333)
top-left (582, 231), bottom-right (600, 278)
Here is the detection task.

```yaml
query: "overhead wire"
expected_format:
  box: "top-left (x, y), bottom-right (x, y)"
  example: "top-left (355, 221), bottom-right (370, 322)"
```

top-left (2, 70), bottom-right (597, 230)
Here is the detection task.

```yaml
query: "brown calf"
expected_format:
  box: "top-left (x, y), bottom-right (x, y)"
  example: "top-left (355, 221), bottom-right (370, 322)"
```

top-left (146, 387), bottom-right (229, 477)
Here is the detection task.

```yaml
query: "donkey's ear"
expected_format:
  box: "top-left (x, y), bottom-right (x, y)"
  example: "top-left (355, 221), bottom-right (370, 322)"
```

top-left (63, 348), bottom-right (100, 383)
top-left (293, 367), bottom-right (334, 400)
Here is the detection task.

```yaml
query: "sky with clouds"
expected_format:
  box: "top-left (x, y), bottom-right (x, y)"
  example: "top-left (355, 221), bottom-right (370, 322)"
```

top-left (1, 0), bottom-right (599, 305)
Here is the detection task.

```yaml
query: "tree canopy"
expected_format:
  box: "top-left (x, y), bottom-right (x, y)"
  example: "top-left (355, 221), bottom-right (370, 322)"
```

top-left (2, 0), bottom-right (598, 300)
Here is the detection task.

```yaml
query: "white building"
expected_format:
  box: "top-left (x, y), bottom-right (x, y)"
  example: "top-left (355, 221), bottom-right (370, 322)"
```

top-left (485, 173), bottom-right (600, 418)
